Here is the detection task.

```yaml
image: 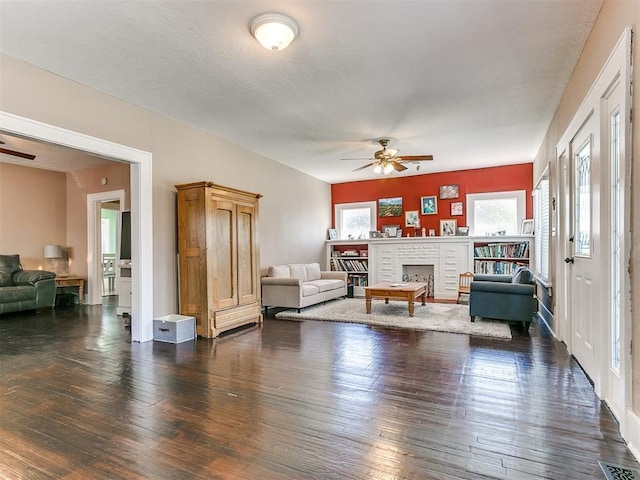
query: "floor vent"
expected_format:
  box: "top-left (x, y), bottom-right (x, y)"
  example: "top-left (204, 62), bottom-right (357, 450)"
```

top-left (599, 461), bottom-right (640, 480)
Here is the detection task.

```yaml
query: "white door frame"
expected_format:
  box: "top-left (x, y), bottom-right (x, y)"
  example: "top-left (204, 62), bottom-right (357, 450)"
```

top-left (0, 111), bottom-right (154, 342)
top-left (87, 190), bottom-right (125, 306)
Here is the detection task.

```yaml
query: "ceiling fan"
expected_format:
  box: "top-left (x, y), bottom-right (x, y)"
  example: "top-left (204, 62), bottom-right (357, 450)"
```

top-left (344, 139), bottom-right (433, 174)
top-left (0, 140), bottom-right (36, 160)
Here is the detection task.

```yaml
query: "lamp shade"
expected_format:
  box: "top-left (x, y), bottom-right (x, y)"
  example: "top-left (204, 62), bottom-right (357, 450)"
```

top-left (43, 244), bottom-right (63, 259)
top-left (251, 13), bottom-right (299, 51)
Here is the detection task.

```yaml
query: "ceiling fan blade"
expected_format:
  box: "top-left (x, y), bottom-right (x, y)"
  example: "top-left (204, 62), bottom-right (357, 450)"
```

top-left (0, 147), bottom-right (36, 160)
top-left (341, 157), bottom-right (374, 161)
top-left (352, 162), bottom-right (376, 172)
top-left (398, 155), bottom-right (433, 161)
top-left (391, 161), bottom-right (408, 172)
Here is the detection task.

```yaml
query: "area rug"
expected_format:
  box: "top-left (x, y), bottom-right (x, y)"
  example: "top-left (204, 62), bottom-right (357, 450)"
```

top-left (275, 298), bottom-right (511, 339)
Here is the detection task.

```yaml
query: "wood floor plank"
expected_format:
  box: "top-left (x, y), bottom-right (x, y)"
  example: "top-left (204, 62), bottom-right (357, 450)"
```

top-left (0, 298), bottom-right (638, 479)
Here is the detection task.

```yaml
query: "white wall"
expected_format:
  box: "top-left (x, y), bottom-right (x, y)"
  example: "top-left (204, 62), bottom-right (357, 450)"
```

top-left (0, 54), bottom-right (332, 316)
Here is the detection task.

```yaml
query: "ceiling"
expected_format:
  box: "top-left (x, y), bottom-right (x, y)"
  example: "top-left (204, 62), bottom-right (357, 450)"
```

top-left (0, 1), bottom-right (602, 183)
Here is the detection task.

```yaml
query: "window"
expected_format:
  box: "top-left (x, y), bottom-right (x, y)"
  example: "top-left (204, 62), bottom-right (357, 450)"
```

top-left (466, 190), bottom-right (526, 236)
top-left (334, 201), bottom-right (376, 239)
top-left (533, 172), bottom-right (550, 282)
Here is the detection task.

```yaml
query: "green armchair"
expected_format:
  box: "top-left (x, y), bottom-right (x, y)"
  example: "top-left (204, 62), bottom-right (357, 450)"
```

top-left (0, 254), bottom-right (57, 315)
top-left (469, 267), bottom-right (537, 331)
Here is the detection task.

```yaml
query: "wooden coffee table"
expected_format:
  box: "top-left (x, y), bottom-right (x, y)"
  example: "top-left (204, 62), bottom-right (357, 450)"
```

top-left (364, 282), bottom-right (427, 317)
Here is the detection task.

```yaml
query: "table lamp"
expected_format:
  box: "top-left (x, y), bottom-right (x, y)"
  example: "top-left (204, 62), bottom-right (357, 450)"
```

top-left (43, 244), bottom-right (62, 272)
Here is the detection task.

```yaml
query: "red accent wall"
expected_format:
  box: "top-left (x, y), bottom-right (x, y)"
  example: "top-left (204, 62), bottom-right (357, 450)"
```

top-left (331, 164), bottom-right (533, 234)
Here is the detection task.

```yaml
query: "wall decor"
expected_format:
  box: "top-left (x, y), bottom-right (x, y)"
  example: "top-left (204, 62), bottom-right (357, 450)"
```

top-left (439, 184), bottom-right (459, 199)
top-left (369, 230), bottom-right (382, 238)
top-left (420, 195), bottom-right (437, 215)
top-left (382, 225), bottom-right (400, 237)
top-left (405, 210), bottom-right (419, 227)
top-left (450, 201), bottom-right (463, 216)
top-left (428, 229), bottom-right (436, 237)
top-left (456, 226), bottom-right (469, 236)
top-left (378, 197), bottom-right (403, 217)
top-left (440, 219), bottom-right (457, 236)
top-left (327, 228), bottom-right (338, 240)
top-left (521, 219), bottom-right (534, 235)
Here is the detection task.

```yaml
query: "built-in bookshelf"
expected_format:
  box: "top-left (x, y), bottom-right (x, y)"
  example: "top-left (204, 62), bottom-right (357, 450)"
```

top-left (473, 239), bottom-right (531, 274)
top-left (326, 241), bottom-right (369, 296)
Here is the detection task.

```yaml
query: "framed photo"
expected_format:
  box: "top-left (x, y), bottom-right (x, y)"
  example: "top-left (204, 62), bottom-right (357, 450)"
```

top-left (439, 184), bottom-right (459, 199)
top-left (327, 228), bottom-right (338, 240)
top-left (378, 197), bottom-right (403, 217)
top-left (369, 230), bottom-right (382, 238)
top-left (456, 226), bottom-right (469, 236)
top-left (440, 219), bottom-right (457, 236)
top-left (382, 225), bottom-right (400, 237)
top-left (450, 201), bottom-right (463, 216)
top-left (405, 210), bottom-right (419, 227)
top-left (521, 219), bottom-right (534, 235)
top-left (420, 195), bottom-right (438, 215)
top-left (428, 229), bottom-right (436, 237)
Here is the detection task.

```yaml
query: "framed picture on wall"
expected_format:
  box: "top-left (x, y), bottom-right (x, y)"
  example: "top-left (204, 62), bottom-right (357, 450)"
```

top-left (378, 197), bottom-right (403, 217)
top-left (440, 219), bottom-right (457, 236)
top-left (405, 210), bottom-right (419, 227)
top-left (439, 184), bottom-right (459, 199)
top-left (421, 196), bottom-right (437, 215)
top-left (450, 201), bottom-right (463, 216)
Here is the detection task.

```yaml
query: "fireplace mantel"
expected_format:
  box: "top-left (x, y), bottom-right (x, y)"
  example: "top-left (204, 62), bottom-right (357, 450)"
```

top-left (326, 236), bottom-right (532, 300)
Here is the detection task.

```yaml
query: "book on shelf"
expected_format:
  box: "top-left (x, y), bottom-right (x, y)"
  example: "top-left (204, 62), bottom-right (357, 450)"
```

top-left (330, 258), bottom-right (368, 272)
top-left (473, 241), bottom-right (529, 259)
top-left (474, 260), bottom-right (528, 275)
top-left (348, 274), bottom-right (368, 287)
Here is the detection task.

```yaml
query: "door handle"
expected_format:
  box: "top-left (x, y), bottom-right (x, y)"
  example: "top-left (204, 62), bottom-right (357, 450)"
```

top-left (564, 257), bottom-right (574, 264)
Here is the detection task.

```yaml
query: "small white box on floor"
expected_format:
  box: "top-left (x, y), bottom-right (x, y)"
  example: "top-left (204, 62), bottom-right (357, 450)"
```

top-left (153, 314), bottom-right (195, 343)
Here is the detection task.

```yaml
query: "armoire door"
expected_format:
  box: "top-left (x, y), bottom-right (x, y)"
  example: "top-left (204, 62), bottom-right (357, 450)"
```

top-left (211, 198), bottom-right (237, 309)
top-left (236, 204), bottom-right (258, 305)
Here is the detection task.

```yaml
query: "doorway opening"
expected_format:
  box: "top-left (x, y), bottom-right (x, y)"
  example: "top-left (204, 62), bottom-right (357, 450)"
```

top-left (0, 111), bottom-right (154, 342)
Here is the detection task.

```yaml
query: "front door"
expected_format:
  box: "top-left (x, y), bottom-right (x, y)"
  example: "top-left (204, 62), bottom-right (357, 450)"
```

top-left (569, 113), bottom-right (601, 394)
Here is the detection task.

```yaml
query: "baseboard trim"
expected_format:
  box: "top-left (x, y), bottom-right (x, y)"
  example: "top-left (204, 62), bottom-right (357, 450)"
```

top-left (624, 409), bottom-right (640, 463)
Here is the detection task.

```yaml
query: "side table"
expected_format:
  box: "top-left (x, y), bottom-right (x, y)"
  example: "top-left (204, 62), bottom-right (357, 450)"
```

top-left (55, 276), bottom-right (85, 305)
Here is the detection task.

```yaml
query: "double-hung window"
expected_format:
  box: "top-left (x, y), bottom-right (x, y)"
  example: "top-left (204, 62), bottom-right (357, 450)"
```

top-left (533, 173), bottom-right (550, 282)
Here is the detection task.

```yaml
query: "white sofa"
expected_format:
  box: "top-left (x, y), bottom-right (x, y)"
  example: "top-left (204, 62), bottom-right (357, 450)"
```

top-left (261, 263), bottom-right (347, 314)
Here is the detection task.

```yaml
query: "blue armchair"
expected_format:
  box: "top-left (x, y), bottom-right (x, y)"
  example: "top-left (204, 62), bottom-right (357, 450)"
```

top-left (469, 267), bottom-right (537, 331)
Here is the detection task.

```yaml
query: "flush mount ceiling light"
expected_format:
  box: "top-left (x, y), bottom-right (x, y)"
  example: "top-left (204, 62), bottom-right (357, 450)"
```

top-left (251, 13), bottom-right (299, 52)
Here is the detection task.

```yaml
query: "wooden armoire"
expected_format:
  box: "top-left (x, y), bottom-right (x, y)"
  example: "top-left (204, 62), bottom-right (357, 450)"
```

top-left (175, 182), bottom-right (262, 338)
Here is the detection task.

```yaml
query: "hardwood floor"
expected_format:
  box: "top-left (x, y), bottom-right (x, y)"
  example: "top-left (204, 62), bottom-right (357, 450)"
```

top-left (0, 298), bottom-right (637, 479)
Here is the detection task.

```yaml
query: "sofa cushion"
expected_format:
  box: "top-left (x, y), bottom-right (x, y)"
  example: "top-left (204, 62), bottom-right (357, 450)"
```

top-left (0, 285), bottom-right (35, 303)
top-left (268, 265), bottom-right (290, 278)
top-left (301, 283), bottom-right (320, 297)
top-left (288, 264), bottom-right (308, 282)
top-left (306, 263), bottom-right (322, 281)
top-left (512, 267), bottom-right (534, 285)
top-left (0, 254), bottom-right (22, 287)
top-left (306, 279), bottom-right (344, 293)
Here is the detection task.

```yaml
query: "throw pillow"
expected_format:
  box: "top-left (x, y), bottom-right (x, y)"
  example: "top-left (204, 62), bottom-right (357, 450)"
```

top-left (0, 254), bottom-right (22, 287)
top-left (512, 267), bottom-right (534, 284)
top-left (306, 263), bottom-right (322, 281)
top-left (288, 264), bottom-right (308, 282)
top-left (269, 265), bottom-right (290, 278)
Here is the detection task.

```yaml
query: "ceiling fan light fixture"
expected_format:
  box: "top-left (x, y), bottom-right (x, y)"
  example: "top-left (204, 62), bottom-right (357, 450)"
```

top-left (373, 164), bottom-right (382, 174)
top-left (251, 13), bottom-right (299, 51)
top-left (383, 163), bottom-right (394, 174)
